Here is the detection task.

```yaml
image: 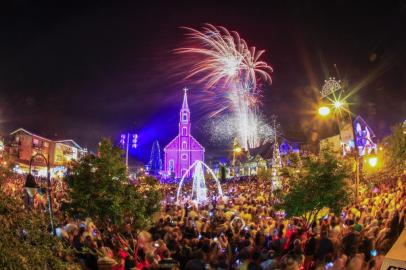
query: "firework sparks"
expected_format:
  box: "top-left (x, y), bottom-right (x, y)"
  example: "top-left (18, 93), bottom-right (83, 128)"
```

top-left (176, 24), bottom-right (273, 93)
top-left (178, 24), bottom-right (273, 148)
top-left (206, 113), bottom-right (275, 146)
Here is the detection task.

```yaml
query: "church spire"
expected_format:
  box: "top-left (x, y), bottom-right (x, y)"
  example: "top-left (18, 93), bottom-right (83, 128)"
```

top-left (182, 87), bottom-right (189, 111)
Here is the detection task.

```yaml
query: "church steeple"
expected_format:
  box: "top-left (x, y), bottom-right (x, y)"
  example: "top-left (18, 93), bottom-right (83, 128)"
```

top-left (179, 87), bottom-right (191, 137)
top-left (181, 87), bottom-right (189, 111)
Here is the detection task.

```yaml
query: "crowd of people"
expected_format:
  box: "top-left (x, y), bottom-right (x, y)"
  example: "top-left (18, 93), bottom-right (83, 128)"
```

top-left (1, 172), bottom-right (405, 270)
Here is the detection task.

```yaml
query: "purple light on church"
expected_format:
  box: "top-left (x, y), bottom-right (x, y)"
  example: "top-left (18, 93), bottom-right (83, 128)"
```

top-left (164, 88), bottom-right (205, 178)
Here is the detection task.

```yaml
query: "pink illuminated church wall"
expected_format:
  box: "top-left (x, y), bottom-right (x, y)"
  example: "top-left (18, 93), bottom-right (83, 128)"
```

top-left (164, 89), bottom-right (205, 178)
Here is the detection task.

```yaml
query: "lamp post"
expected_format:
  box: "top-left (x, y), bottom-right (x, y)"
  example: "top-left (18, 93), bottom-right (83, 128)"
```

top-left (24, 173), bottom-right (39, 206)
top-left (25, 153), bottom-right (55, 235)
top-left (318, 103), bottom-right (362, 203)
top-left (232, 138), bottom-right (242, 177)
top-left (318, 77), bottom-right (363, 203)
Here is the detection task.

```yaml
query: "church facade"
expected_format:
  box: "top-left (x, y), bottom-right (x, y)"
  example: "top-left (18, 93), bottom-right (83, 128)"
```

top-left (164, 89), bottom-right (205, 178)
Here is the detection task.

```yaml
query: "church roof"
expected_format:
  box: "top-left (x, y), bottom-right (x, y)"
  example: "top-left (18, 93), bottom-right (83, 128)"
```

top-left (163, 135), bottom-right (205, 151)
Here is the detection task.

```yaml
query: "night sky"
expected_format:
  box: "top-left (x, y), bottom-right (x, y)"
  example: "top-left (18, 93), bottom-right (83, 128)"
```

top-left (1, 1), bottom-right (405, 162)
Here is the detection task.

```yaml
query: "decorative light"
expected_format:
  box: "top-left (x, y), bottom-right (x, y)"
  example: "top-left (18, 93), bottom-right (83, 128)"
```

top-left (132, 134), bottom-right (138, 148)
top-left (321, 77), bottom-right (342, 98)
top-left (368, 156), bottom-right (378, 167)
top-left (318, 106), bottom-right (331, 116)
top-left (120, 134), bottom-right (126, 147)
top-left (234, 147), bottom-right (242, 153)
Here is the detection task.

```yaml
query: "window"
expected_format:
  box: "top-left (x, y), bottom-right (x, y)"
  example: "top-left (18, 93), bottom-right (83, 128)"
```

top-left (32, 138), bottom-right (42, 148)
top-left (182, 127), bottom-right (187, 136)
top-left (182, 113), bottom-right (188, 122)
top-left (169, 160), bottom-right (174, 172)
top-left (43, 141), bottom-right (49, 148)
top-left (182, 141), bottom-right (187, 149)
top-left (182, 154), bottom-right (188, 160)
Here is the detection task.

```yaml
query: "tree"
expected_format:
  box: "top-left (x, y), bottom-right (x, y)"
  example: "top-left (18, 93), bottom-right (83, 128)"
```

top-left (63, 138), bottom-right (162, 229)
top-left (0, 152), bottom-right (16, 185)
top-left (0, 189), bottom-right (79, 270)
top-left (382, 123), bottom-right (406, 176)
top-left (276, 148), bottom-right (350, 228)
top-left (280, 152), bottom-right (303, 187)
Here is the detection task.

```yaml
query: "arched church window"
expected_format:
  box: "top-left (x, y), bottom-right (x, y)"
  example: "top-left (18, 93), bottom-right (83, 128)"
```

top-left (182, 141), bottom-right (187, 149)
top-left (182, 113), bottom-right (188, 122)
top-left (182, 127), bottom-right (187, 136)
top-left (169, 160), bottom-right (174, 172)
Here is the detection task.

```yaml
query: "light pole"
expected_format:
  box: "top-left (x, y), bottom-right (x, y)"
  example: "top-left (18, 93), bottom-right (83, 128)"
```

top-left (318, 77), bottom-right (364, 203)
top-left (232, 138), bottom-right (242, 177)
top-left (318, 102), bottom-right (362, 203)
top-left (120, 133), bottom-right (138, 167)
top-left (24, 153), bottom-right (55, 234)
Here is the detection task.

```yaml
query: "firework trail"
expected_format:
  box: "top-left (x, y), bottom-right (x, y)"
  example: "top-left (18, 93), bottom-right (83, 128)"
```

top-left (177, 24), bottom-right (273, 148)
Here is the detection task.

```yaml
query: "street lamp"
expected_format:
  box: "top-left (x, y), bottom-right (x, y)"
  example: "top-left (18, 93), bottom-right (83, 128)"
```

top-left (24, 173), bottom-right (39, 201)
top-left (367, 150), bottom-right (378, 168)
top-left (333, 100), bottom-right (343, 109)
top-left (27, 153), bottom-right (55, 235)
top-left (318, 106), bottom-right (331, 116)
top-left (318, 79), bottom-right (361, 203)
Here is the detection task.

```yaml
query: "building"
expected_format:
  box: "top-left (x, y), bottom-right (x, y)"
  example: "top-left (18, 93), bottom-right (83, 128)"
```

top-left (164, 89), bottom-right (205, 178)
top-left (6, 128), bottom-right (86, 177)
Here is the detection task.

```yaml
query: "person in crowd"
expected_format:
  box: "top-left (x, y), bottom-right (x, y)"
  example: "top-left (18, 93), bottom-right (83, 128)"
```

top-left (2, 171), bottom-right (405, 270)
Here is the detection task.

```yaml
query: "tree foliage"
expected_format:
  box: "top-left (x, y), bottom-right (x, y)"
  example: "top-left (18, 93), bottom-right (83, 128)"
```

top-left (0, 152), bottom-right (16, 185)
top-left (63, 138), bottom-right (162, 229)
top-left (0, 190), bottom-right (79, 270)
top-left (276, 148), bottom-right (350, 227)
top-left (280, 152), bottom-right (303, 185)
top-left (382, 123), bottom-right (406, 175)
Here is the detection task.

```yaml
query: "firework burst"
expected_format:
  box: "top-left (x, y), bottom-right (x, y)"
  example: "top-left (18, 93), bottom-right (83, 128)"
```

top-left (178, 24), bottom-right (273, 148)
top-left (176, 24), bottom-right (272, 94)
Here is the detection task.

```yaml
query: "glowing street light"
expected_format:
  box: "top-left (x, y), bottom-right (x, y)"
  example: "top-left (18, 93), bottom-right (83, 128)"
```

top-left (318, 106), bottom-right (331, 116)
top-left (367, 150), bottom-right (378, 168)
top-left (333, 100), bottom-right (343, 109)
top-left (234, 146), bottom-right (242, 153)
top-left (368, 156), bottom-right (378, 167)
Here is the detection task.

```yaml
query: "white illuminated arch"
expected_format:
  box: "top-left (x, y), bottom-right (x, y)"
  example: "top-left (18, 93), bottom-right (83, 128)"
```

top-left (176, 160), bottom-right (223, 204)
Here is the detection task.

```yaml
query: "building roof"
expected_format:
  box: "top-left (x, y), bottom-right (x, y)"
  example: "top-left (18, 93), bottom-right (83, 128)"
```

top-left (164, 135), bottom-right (205, 152)
top-left (55, 139), bottom-right (84, 151)
top-left (10, 128), bottom-right (84, 150)
top-left (10, 128), bottom-right (53, 142)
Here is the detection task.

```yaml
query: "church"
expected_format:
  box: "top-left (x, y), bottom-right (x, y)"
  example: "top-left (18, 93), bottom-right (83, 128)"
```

top-left (164, 89), bottom-right (205, 178)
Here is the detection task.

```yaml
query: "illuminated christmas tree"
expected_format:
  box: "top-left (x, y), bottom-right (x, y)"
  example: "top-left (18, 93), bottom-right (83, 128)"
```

top-left (148, 140), bottom-right (162, 175)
